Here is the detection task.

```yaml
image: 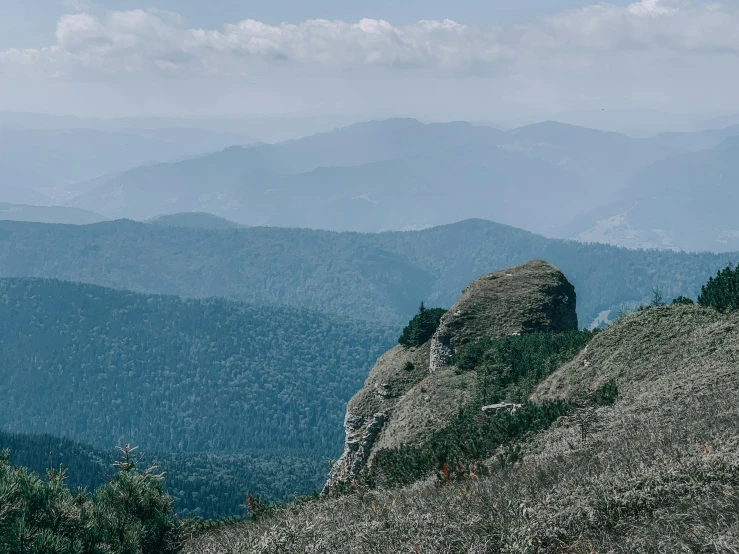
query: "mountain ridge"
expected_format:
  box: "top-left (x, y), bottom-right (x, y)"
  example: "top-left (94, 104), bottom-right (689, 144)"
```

top-left (0, 217), bottom-right (733, 328)
top-left (62, 118), bottom-right (679, 232)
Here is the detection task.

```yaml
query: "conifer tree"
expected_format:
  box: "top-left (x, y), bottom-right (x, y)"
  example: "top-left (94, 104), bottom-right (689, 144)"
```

top-left (698, 263), bottom-right (739, 312)
top-left (398, 303), bottom-right (447, 348)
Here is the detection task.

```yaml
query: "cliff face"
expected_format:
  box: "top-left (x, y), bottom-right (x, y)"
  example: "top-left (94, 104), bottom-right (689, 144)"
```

top-left (323, 259), bottom-right (577, 492)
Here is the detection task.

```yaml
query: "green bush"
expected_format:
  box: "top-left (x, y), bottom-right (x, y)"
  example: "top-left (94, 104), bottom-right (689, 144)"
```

top-left (671, 295), bottom-right (695, 306)
top-left (398, 303), bottom-right (447, 348)
top-left (0, 445), bottom-right (181, 554)
top-left (591, 379), bottom-right (619, 406)
top-left (698, 264), bottom-right (739, 312)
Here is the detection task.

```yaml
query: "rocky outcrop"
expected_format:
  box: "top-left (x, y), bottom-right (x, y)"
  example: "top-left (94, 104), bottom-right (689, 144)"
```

top-left (430, 259), bottom-right (577, 371)
top-left (482, 402), bottom-right (522, 415)
top-left (323, 260), bottom-right (577, 493)
top-left (322, 412), bottom-right (386, 493)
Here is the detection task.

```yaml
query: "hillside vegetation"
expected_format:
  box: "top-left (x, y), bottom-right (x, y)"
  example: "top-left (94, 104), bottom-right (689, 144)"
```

top-left (0, 432), bottom-right (326, 519)
top-left (185, 303), bottom-right (739, 553)
top-left (0, 278), bottom-right (395, 516)
top-left (0, 218), bottom-right (732, 326)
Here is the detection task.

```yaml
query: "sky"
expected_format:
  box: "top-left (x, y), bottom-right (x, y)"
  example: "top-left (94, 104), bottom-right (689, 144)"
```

top-left (0, 0), bottom-right (736, 121)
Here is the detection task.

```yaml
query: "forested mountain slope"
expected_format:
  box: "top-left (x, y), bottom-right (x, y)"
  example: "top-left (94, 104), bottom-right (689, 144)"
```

top-left (0, 431), bottom-right (325, 518)
top-left (0, 278), bottom-right (395, 454)
top-left (0, 218), bottom-right (732, 327)
top-left (0, 278), bottom-right (396, 517)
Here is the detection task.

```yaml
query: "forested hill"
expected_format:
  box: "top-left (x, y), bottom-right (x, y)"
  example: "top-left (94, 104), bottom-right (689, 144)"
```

top-left (0, 218), bottom-right (732, 326)
top-left (0, 278), bottom-right (396, 455)
top-left (0, 431), bottom-right (327, 518)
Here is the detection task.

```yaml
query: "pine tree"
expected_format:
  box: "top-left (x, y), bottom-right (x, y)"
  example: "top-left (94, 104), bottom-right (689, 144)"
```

top-left (398, 303), bottom-right (447, 348)
top-left (698, 264), bottom-right (739, 312)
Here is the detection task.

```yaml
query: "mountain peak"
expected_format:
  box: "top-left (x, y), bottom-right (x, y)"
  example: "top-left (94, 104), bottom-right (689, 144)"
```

top-left (323, 259), bottom-right (577, 492)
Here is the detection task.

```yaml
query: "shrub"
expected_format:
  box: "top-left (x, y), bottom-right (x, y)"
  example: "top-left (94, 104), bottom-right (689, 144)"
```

top-left (0, 449), bottom-right (88, 554)
top-left (591, 380), bottom-right (619, 406)
top-left (87, 445), bottom-right (181, 554)
top-left (698, 264), bottom-right (739, 312)
top-left (671, 295), bottom-right (695, 306)
top-left (0, 445), bottom-right (181, 554)
top-left (398, 303), bottom-right (447, 348)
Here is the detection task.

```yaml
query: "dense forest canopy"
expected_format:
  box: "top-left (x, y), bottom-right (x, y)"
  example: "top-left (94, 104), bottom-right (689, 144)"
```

top-left (0, 431), bottom-right (326, 518)
top-left (0, 218), bottom-right (732, 327)
top-left (0, 278), bottom-right (396, 517)
top-left (0, 277), bottom-right (395, 453)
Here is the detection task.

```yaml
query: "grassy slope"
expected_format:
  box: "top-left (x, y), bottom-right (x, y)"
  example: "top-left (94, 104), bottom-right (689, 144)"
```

top-left (185, 305), bottom-right (739, 553)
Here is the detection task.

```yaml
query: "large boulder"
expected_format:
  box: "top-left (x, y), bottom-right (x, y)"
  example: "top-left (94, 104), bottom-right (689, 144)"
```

top-left (323, 259), bottom-right (577, 493)
top-left (430, 259), bottom-right (577, 371)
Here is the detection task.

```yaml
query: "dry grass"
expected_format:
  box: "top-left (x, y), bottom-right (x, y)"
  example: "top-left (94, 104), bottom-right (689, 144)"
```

top-left (185, 306), bottom-right (739, 553)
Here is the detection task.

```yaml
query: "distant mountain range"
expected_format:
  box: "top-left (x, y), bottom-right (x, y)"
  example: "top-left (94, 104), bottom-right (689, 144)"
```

top-left (0, 184), bottom-right (52, 206)
top-left (0, 202), bottom-right (107, 225)
top-left (3, 116), bottom-right (738, 250)
top-left (0, 127), bottom-right (257, 199)
top-left (63, 118), bottom-right (682, 235)
top-left (571, 136), bottom-right (739, 252)
top-left (148, 212), bottom-right (244, 229)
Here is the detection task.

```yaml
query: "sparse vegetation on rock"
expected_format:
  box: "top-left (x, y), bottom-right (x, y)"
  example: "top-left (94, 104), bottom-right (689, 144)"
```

top-left (325, 260), bottom-right (580, 493)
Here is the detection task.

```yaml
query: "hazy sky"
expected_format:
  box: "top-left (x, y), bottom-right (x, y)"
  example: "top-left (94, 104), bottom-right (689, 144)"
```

top-left (0, 0), bottom-right (736, 120)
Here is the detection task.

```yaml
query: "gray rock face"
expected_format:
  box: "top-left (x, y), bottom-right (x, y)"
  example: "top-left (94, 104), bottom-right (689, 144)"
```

top-left (322, 412), bottom-right (386, 494)
top-left (323, 260), bottom-right (578, 494)
top-left (482, 402), bottom-right (522, 415)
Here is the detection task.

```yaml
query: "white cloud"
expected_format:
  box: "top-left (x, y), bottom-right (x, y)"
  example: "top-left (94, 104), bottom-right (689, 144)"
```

top-left (0, 0), bottom-right (737, 118)
top-left (1, 0), bottom-right (737, 80)
top-left (60, 0), bottom-right (95, 12)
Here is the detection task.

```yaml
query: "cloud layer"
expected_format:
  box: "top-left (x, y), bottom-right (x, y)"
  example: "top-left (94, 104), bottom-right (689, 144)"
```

top-left (0, 0), bottom-right (736, 119)
top-left (1, 0), bottom-right (737, 79)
